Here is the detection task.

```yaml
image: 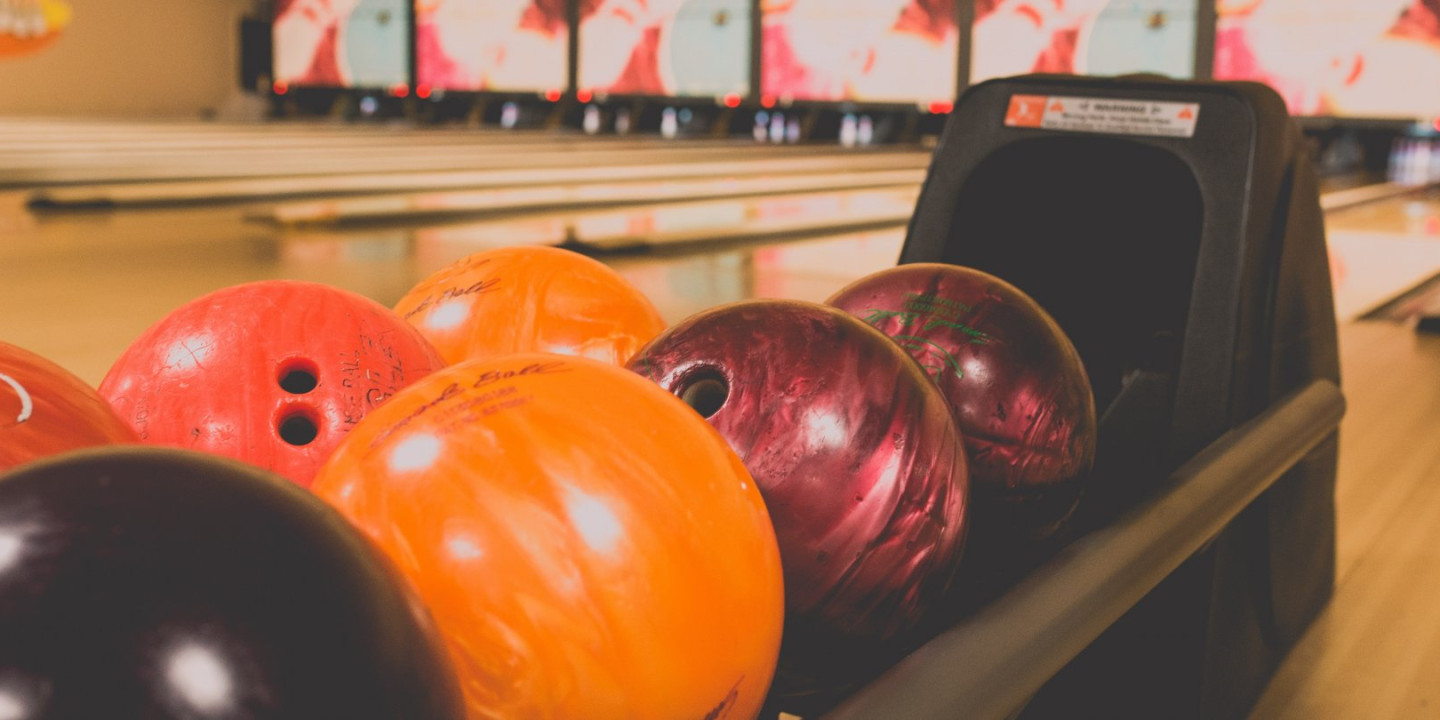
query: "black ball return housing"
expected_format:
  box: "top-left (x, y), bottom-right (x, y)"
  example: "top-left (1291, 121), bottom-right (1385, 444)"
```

top-left (820, 75), bottom-right (1344, 719)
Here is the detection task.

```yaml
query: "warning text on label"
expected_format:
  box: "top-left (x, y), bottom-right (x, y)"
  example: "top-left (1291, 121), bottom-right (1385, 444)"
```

top-left (1004, 94), bottom-right (1200, 138)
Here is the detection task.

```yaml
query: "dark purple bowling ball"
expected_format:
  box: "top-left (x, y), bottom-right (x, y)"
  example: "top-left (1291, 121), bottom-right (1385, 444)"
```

top-left (627, 299), bottom-right (969, 710)
top-left (0, 447), bottom-right (463, 720)
top-left (828, 263), bottom-right (1097, 549)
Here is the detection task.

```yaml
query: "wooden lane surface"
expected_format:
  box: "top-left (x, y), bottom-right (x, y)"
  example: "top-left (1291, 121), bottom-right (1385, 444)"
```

top-left (28, 151), bottom-right (931, 207)
top-left (7, 141), bottom-right (882, 188)
top-left (1250, 320), bottom-right (1440, 719)
top-left (0, 184), bottom-right (912, 383)
top-left (259, 168), bottom-right (926, 226)
top-left (0, 118), bottom-right (572, 144)
top-left (0, 117), bottom-right (905, 189)
top-left (0, 137), bottom-right (740, 166)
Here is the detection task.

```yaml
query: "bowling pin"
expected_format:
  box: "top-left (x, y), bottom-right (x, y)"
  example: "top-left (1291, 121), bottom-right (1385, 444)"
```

top-left (615, 107), bottom-right (632, 135)
top-left (1427, 139), bottom-right (1439, 184)
top-left (1408, 139), bottom-right (1426, 187)
top-left (1389, 138), bottom-right (1403, 184)
top-left (500, 101), bottom-right (519, 129)
top-left (661, 107), bottom-right (679, 139)
top-left (1426, 139), bottom-right (1438, 184)
top-left (1399, 139), bottom-right (1417, 187)
top-left (754, 111), bottom-right (770, 142)
top-left (583, 105), bottom-right (601, 135)
top-left (1415, 140), bottom-right (1430, 186)
top-left (769, 112), bottom-right (786, 144)
top-left (857, 115), bottom-right (875, 146)
top-left (840, 114), bottom-right (858, 148)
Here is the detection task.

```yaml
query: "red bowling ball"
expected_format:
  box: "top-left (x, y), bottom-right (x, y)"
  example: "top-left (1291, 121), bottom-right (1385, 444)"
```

top-left (828, 263), bottom-right (1097, 548)
top-left (2, 341), bottom-right (137, 473)
top-left (99, 281), bottom-right (445, 487)
top-left (628, 299), bottom-right (969, 711)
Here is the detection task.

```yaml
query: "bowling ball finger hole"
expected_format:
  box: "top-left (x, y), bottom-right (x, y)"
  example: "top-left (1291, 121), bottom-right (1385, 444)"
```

top-left (677, 368), bottom-right (729, 419)
top-left (276, 408), bottom-right (320, 447)
top-left (277, 359), bottom-right (320, 395)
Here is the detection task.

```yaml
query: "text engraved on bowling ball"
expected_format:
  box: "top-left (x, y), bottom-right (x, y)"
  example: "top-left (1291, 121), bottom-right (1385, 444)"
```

top-left (368, 361), bottom-right (566, 448)
top-left (859, 292), bottom-right (993, 382)
top-left (400, 273), bottom-right (500, 321)
top-left (337, 333), bottom-right (413, 426)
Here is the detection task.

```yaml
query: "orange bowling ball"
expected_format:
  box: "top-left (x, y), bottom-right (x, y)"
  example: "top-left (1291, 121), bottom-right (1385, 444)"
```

top-left (313, 354), bottom-right (785, 719)
top-left (2, 341), bottom-right (136, 472)
top-left (394, 246), bottom-right (666, 366)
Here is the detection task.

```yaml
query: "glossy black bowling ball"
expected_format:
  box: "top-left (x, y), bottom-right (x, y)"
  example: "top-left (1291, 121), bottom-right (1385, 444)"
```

top-left (0, 447), bottom-right (463, 719)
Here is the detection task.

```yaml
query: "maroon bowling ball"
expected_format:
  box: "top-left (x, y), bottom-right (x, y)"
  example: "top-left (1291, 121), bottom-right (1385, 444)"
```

top-left (627, 299), bottom-right (969, 709)
top-left (828, 263), bottom-right (1097, 549)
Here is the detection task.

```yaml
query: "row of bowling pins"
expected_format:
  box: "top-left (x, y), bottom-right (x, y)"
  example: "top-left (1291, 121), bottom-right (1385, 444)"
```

top-left (533, 101), bottom-right (880, 146)
top-left (1389, 138), bottom-right (1440, 187)
top-left (577, 104), bottom-right (700, 140)
top-left (0, 0), bottom-right (52, 39)
top-left (598, 106), bottom-right (877, 145)
top-left (751, 111), bottom-right (876, 147)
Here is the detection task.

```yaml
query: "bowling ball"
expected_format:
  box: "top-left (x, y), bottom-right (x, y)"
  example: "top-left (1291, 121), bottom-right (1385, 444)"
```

top-left (0, 447), bottom-right (464, 719)
top-left (627, 299), bottom-right (969, 711)
top-left (828, 263), bottom-right (1097, 548)
top-left (99, 280), bottom-right (444, 488)
top-left (1, 341), bottom-right (136, 473)
top-left (393, 246), bottom-right (666, 366)
top-left (313, 354), bottom-right (784, 719)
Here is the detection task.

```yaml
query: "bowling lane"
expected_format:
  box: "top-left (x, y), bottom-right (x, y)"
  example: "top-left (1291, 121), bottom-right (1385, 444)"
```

top-left (259, 168), bottom-right (924, 227)
top-left (1251, 187), bottom-right (1440, 719)
top-left (3, 176), bottom-right (1431, 383)
top-left (28, 149), bottom-right (928, 208)
top-left (0, 184), bottom-right (907, 383)
top-left (1325, 188), bottom-right (1440, 320)
top-left (1250, 323), bottom-right (1440, 720)
top-left (1, 117), bottom-right (908, 189)
top-left (13, 140), bottom-right (880, 191)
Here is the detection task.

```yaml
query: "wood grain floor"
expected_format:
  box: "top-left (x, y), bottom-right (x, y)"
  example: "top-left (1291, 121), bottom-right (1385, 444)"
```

top-left (1251, 320), bottom-right (1440, 719)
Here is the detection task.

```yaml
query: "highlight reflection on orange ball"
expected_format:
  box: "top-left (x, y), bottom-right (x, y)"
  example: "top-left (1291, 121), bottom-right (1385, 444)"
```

top-left (313, 354), bottom-right (785, 719)
top-left (394, 247), bottom-right (666, 366)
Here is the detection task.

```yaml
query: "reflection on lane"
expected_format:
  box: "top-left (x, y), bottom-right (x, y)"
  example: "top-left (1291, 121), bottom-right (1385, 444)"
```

top-left (1327, 189), bottom-right (1440, 320)
top-left (608, 229), bottom-right (906, 324)
top-left (3, 171), bottom-right (1423, 385)
top-left (268, 186), bottom-right (915, 325)
top-left (259, 167), bottom-right (925, 226)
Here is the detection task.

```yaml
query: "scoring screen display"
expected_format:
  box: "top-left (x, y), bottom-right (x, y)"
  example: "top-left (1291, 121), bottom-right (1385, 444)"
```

top-left (274, 0), bottom-right (411, 89)
top-left (417, 0), bottom-right (569, 93)
top-left (760, 0), bottom-right (959, 106)
top-left (578, 0), bottom-right (751, 99)
top-left (971, 0), bottom-right (1197, 84)
top-left (1213, 0), bottom-right (1440, 118)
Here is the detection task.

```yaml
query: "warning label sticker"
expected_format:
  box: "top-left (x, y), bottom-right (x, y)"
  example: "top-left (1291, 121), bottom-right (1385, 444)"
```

top-left (1004, 94), bottom-right (1200, 138)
